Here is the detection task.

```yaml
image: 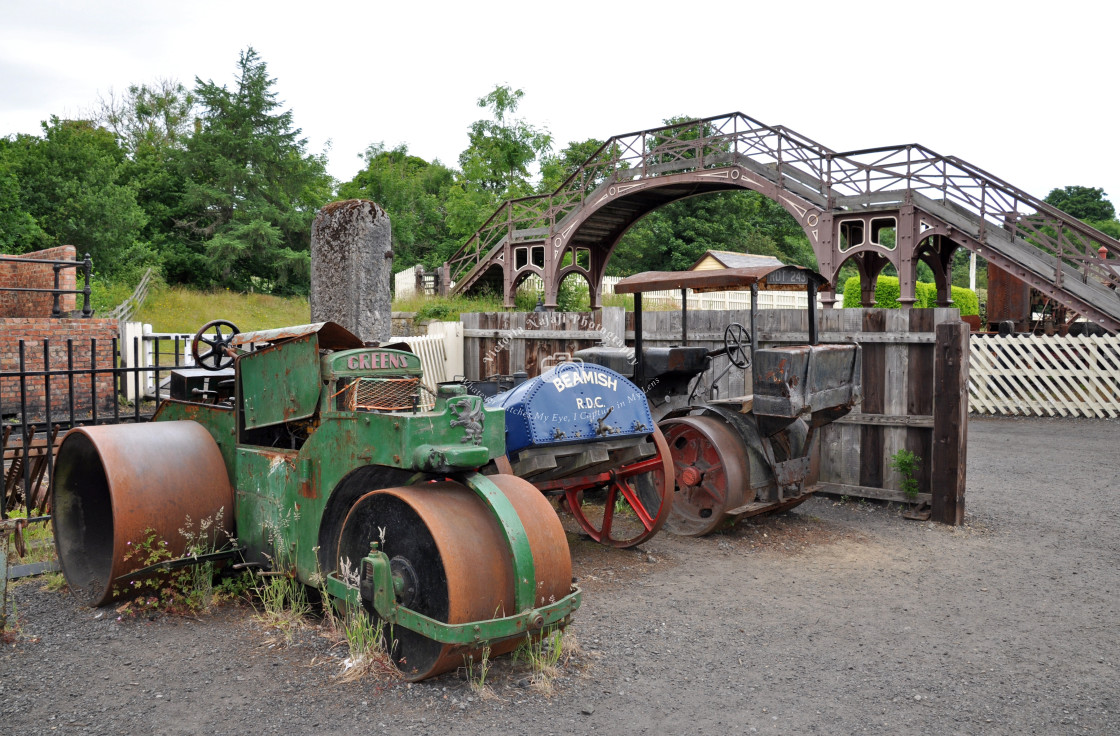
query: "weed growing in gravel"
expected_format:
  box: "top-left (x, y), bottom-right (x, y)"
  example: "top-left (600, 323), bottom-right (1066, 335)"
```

top-left (513, 626), bottom-right (576, 694)
top-left (114, 527), bottom-right (177, 616)
top-left (253, 511), bottom-right (311, 643)
top-left (316, 553), bottom-right (398, 681)
top-left (889, 449), bottom-right (922, 504)
top-left (465, 646), bottom-right (494, 696)
top-left (336, 606), bottom-right (398, 682)
top-left (178, 509), bottom-right (242, 610)
top-left (113, 510), bottom-right (245, 618)
top-left (41, 572), bottom-right (67, 593)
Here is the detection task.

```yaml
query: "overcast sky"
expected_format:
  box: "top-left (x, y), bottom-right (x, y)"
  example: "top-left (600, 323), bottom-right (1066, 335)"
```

top-left (2, 0), bottom-right (1116, 211)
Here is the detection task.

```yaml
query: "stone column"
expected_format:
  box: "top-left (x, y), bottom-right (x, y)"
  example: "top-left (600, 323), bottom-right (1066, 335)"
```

top-left (310, 200), bottom-right (392, 344)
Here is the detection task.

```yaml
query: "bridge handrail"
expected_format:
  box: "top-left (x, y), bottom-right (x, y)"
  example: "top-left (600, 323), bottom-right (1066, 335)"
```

top-left (447, 112), bottom-right (1120, 295)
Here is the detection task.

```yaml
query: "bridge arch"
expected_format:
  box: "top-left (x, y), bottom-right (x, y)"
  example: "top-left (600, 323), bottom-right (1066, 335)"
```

top-left (538, 166), bottom-right (827, 309)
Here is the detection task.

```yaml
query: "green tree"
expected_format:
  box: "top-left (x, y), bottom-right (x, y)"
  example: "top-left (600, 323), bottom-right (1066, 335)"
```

top-left (1044, 186), bottom-right (1115, 222)
top-left (1093, 219), bottom-right (1120, 239)
top-left (174, 48), bottom-right (331, 294)
top-left (93, 80), bottom-right (199, 269)
top-left (458, 85), bottom-right (551, 199)
top-left (0, 118), bottom-right (150, 272)
top-left (538, 138), bottom-right (604, 194)
top-left (338, 143), bottom-right (458, 269)
top-left (0, 146), bottom-right (48, 253)
top-left (95, 79), bottom-right (197, 155)
top-left (607, 189), bottom-right (812, 275)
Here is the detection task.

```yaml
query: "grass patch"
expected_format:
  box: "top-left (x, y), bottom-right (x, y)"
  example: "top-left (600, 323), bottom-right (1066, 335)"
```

top-left (512, 627), bottom-right (581, 694)
top-left (3, 511), bottom-right (56, 566)
top-left (41, 572), bottom-right (68, 593)
top-left (465, 645), bottom-right (494, 696)
top-left (334, 605), bottom-right (398, 682)
top-left (112, 510), bottom-right (249, 618)
top-left (393, 292), bottom-right (510, 321)
top-left (118, 279), bottom-right (662, 340)
top-left (134, 285), bottom-right (311, 334)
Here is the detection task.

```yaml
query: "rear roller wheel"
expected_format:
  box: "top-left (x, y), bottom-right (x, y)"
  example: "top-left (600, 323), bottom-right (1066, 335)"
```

top-left (660, 416), bottom-right (748, 537)
top-left (335, 476), bottom-right (571, 681)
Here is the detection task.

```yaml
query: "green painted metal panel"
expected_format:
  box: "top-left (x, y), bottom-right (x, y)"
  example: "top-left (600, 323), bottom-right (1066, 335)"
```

top-left (460, 472), bottom-right (536, 611)
top-left (325, 348), bottom-right (422, 379)
top-left (234, 448), bottom-right (296, 564)
top-left (325, 563), bottom-right (581, 645)
top-left (239, 336), bottom-right (322, 429)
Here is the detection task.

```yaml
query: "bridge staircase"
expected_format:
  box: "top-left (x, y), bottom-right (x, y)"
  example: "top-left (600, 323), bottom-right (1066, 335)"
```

top-left (444, 113), bottom-right (1120, 333)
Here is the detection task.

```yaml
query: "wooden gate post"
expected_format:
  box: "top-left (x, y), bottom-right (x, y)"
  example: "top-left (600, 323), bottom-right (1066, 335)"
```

top-left (932, 321), bottom-right (969, 524)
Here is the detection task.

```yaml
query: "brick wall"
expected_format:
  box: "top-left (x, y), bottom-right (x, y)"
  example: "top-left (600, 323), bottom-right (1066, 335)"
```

top-left (0, 317), bottom-right (118, 420)
top-left (0, 245), bottom-right (80, 317)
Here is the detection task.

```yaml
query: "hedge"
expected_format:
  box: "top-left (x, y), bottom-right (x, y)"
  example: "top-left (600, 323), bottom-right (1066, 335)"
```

top-left (842, 276), bottom-right (978, 316)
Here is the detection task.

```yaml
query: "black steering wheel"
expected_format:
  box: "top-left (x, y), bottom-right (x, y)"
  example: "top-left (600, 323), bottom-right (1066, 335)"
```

top-left (723, 322), bottom-right (751, 369)
top-left (191, 319), bottom-right (240, 371)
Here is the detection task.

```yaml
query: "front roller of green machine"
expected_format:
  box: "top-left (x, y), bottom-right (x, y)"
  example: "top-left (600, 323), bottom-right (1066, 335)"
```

top-left (330, 472), bottom-right (579, 681)
top-left (50, 421), bottom-right (234, 606)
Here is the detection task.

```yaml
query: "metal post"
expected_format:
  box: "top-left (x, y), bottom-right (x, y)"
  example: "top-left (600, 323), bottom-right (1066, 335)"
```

top-left (750, 284), bottom-right (759, 365)
top-left (42, 339), bottom-right (53, 514)
top-left (66, 339), bottom-right (76, 430)
top-left (81, 253), bottom-right (93, 317)
top-left (634, 293), bottom-right (644, 389)
top-left (110, 337), bottom-right (118, 424)
top-left (52, 263), bottom-right (62, 317)
top-left (1, 524), bottom-right (9, 631)
top-left (681, 288), bottom-right (688, 345)
top-left (808, 281), bottom-right (819, 346)
top-left (154, 334), bottom-right (162, 404)
top-left (18, 341), bottom-right (30, 515)
top-left (91, 337), bottom-right (99, 426)
top-left (133, 335), bottom-right (141, 422)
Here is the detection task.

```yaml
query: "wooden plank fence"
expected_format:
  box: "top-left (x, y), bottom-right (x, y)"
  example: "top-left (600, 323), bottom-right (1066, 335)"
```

top-left (462, 311), bottom-right (610, 380)
top-left (105, 267), bottom-right (154, 322)
top-left (463, 307), bottom-right (969, 523)
top-left (969, 333), bottom-right (1120, 418)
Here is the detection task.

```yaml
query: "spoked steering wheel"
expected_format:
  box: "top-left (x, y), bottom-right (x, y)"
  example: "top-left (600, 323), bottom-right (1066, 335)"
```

top-left (723, 322), bottom-right (751, 368)
top-left (191, 319), bottom-right (241, 371)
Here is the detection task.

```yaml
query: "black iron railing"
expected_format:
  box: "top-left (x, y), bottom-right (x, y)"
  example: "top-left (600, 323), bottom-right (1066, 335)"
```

top-left (0, 252), bottom-right (93, 317)
top-left (1, 333), bottom-right (195, 519)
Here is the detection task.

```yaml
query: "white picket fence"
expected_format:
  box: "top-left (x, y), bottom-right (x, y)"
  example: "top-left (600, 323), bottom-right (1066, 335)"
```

top-left (394, 265), bottom-right (423, 299)
top-left (969, 333), bottom-right (1120, 418)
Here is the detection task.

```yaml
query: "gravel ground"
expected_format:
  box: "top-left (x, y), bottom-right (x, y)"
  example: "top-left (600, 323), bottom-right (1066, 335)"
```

top-left (2, 416), bottom-right (1118, 735)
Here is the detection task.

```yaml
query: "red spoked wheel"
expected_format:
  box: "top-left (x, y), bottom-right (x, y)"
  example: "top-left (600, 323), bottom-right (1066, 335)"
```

top-left (659, 415), bottom-right (748, 537)
top-left (534, 428), bottom-right (674, 548)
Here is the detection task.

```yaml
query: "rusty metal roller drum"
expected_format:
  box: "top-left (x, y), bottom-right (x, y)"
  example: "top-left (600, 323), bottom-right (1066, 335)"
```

top-left (50, 421), bottom-right (234, 606)
top-left (660, 415), bottom-right (748, 536)
top-left (337, 475), bottom-right (571, 681)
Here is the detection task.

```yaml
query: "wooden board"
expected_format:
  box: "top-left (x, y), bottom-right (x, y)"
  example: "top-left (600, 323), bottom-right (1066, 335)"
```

top-left (463, 306), bottom-right (968, 523)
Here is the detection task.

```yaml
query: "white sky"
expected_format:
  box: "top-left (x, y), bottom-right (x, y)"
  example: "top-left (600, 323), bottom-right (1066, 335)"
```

top-left (2, 0), bottom-right (1117, 211)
